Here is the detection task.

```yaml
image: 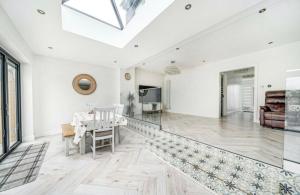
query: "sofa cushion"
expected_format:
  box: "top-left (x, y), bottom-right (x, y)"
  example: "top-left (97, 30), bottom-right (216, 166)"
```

top-left (264, 112), bottom-right (285, 121)
top-left (266, 103), bottom-right (285, 112)
top-left (265, 119), bottom-right (285, 129)
top-left (266, 98), bottom-right (285, 104)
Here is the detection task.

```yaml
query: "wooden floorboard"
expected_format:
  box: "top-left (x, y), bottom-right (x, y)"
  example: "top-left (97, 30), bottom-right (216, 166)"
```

top-left (1, 129), bottom-right (213, 195)
top-left (161, 112), bottom-right (284, 167)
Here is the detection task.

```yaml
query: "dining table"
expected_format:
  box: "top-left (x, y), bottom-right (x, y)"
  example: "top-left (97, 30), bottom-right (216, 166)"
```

top-left (71, 111), bottom-right (127, 154)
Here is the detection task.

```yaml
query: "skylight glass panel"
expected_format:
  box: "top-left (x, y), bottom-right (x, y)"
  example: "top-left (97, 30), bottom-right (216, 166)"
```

top-left (115, 0), bottom-right (145, 26)
top-left (61, 0), bottom-right (175, 47)
top-left (63, 0), bottom-right (123, 29)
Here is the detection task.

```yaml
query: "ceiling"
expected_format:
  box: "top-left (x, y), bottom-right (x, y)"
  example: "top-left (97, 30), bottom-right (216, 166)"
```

top-left (61, 0), bottom-right (176, 48)
top-left (138, 0), bottom-right (300, 73)
top-left (0, 0), bottom-right (266, 68)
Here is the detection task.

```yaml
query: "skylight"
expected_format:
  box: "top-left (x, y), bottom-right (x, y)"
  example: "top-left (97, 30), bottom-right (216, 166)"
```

top-left (62, 0), bottom-right (144, 30)
top-left (61, 0), bottom-right (175, 48)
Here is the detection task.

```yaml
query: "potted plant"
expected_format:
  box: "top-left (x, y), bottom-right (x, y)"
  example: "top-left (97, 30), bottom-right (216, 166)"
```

top-left (126, 92), bottom-right (135, 117)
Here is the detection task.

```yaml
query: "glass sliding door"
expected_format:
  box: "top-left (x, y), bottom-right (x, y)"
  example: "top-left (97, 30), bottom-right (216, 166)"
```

top-left (7, 61), bottom-right (19, 148)
top-left (0, 48), bottom-right (21, 161)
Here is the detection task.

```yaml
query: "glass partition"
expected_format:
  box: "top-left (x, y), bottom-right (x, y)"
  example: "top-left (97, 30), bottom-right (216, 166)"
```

top-left (123, 88), bottom-right (162, 128)
top-left (284, 69), bottom-right (300, 167)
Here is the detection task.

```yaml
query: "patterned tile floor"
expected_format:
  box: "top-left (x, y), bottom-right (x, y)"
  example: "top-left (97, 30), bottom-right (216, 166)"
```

top-left (127, 118), bottom-right (300, 195)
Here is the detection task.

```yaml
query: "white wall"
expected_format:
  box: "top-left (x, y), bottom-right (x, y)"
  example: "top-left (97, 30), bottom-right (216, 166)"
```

top-left (33, 56), bottom-right (120, 137)
top-left (120, 67), bottom-right (136, 105)
top-left (0, 7), bottom-right (33, 64)
top-left (166, 41), bottom-right (300, 121)
top-left (135, 68), bottom-right (164, 89)
top-left (21, 62), bottom-right (35, 141)
top-left (0, 6), bottom-right (35, 141)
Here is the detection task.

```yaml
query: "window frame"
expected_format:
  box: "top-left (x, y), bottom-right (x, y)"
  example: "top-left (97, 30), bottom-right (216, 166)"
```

top-left (0, 47), bottom-right (22, 162)
top-left (62, 0), bottom-right (124, 30)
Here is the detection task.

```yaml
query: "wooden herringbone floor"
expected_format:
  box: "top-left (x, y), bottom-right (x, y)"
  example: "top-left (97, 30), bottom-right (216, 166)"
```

top-left (2, 129), bottom-right (213, 195)
top-left (161, 112), bottom-right (284, 167)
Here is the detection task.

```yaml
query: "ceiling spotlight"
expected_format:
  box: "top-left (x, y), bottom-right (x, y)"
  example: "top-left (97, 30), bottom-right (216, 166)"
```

top-left (176, 47), bottom-right (180, 50)
top-left (202, 60), bottom-right (206, 63)
top-left (268, 41), bottom-right (273, 45)
top-left (171, 60), bottom-right (176, 64)
top-left (134, 44), bottom-right (139, 48)
top-left (37, 9), bottom-right (46, 15)
top-left (258, 8), bottom-right (266, 14)
top-left (113, 60), bottom-right (117, 63)
top-left (48, 46), bottom-right (53, 49)
top-left (185, 4), bottom-right (192, 10)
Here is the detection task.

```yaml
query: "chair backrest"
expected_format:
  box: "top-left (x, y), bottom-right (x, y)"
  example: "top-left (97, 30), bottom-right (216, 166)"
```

top-left (113, 104), bottom-right (124, 116)
top-left (93, 107), bottom-right (115, 129)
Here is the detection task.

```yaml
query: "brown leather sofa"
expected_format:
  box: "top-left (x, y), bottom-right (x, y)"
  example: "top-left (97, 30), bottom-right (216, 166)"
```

top-left (260, 90), bottom-right (285, 129)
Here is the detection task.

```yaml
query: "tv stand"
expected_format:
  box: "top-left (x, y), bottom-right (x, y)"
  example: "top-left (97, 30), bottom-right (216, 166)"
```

top-left (142, 103), bottom-right (162, 114)
top-left (142, 110), bottom-right (162, 114)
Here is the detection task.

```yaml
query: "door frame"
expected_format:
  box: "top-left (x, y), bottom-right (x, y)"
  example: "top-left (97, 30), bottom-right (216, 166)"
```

top-left (220, 74), bottom-right (224, 117)
top-left (0, 47), bottom-right (22, 162)
top-left (219, 66), bottom-right (257, 122)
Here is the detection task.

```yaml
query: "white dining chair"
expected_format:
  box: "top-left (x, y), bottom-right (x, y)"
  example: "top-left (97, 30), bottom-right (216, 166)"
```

top-left (113, 104), bottom-right (124, 143)
top-left (91, 107), bottom-right (115, 159)
top-left (113, 104), bottom-right (124, 116)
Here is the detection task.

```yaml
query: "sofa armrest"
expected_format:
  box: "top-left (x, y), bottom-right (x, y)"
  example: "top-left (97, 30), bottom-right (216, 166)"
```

top-left (260, 106), bottom-right (270, 112)
top-left (259, 106), bottom-right (270, 126)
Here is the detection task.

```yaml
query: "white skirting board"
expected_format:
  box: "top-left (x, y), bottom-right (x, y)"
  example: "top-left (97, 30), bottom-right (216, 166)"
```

top-left (284, 159), bottom-right (300, 174)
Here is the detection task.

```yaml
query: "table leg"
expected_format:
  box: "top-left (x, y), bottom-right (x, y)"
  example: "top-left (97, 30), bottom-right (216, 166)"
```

top-left (118, 125), bottom-right (120, 144)
top-left (80, 133), bottom-right (86, 154)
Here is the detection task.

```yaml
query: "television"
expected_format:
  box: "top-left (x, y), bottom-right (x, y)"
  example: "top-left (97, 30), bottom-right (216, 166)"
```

top-left (139, 85), bottom-right (161, 103)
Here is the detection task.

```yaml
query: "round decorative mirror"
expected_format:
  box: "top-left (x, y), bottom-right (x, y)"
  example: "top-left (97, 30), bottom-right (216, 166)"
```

top-left (78, 79), bottom-right (91, 90)
top-left (72, 74), bottom-right (97, 95)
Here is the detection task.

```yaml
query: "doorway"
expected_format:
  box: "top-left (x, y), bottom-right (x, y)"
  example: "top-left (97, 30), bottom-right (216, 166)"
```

top-left (0, 48), bottom-right (22, 161)
top-left (220, 67), bottom-right (255, 120)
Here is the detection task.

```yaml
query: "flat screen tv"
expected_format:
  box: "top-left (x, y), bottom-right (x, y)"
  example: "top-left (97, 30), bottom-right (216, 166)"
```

top-left (139, 85), bottom-right (161, 103)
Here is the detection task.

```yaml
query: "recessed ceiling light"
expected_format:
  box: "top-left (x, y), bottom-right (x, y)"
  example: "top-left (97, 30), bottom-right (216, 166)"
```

top-left (268, 41), bottom-right (273, 45)
top-left (37, 9), bottom-right (46, 15)
top-left (134, 44), bottom-right (139, 48)
top-left (258, 8), bottom-right (266, 14)
top-left (48, 46), bottom-right (53, 49)
top-left (176, 47), bottom-right (180, 50)
top-left (171, 60), bottom-right (176, 64)
top-left (202, 60), bottom-right (206, 63)
top-left (185, 4), bottom-right (192, 10)
top-left (113, 60), bottom-right (117, 63)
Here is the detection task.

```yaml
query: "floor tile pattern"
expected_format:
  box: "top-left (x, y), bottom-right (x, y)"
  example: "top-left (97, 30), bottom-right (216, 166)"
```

top-left (127, 118), bottom-right (300, 195)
